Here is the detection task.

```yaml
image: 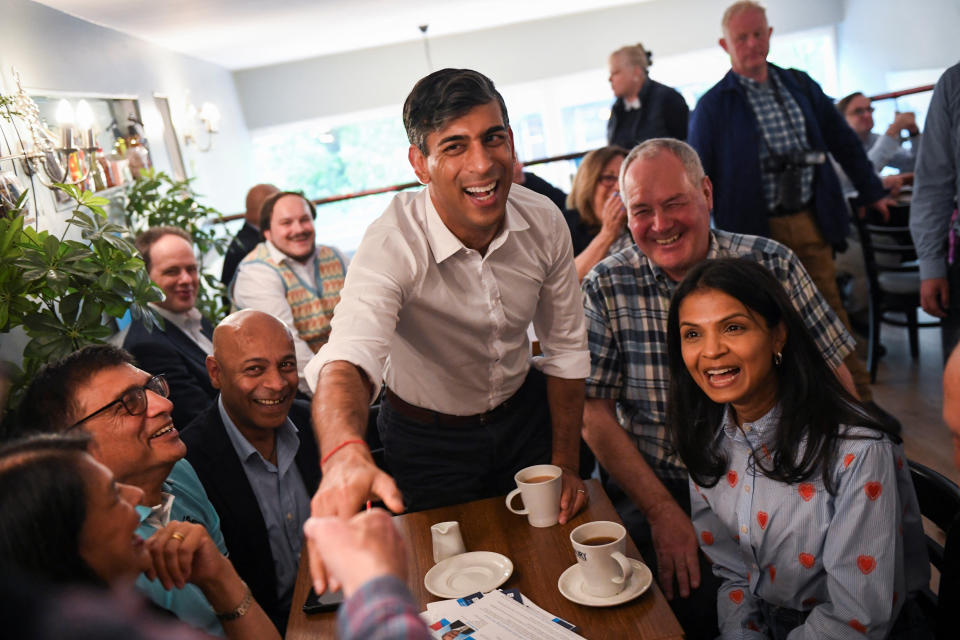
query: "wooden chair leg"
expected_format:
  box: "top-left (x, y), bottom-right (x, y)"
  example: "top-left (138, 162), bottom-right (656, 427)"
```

top-left (907, 307), bottom-right (920, 359)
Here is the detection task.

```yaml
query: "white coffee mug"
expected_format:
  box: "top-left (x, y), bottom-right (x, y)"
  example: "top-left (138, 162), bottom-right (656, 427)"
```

top-left (570, 521), bottom-right (633, 597)
top-left (431, 521), bottom-right (466, 563)
top-left (504, 464), bottom-right (562, 528)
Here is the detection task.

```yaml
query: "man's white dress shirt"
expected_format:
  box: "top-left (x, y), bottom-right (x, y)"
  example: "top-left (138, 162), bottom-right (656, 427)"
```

top-left (149, 304), bottom-right (213, 355)
top-left (304, 185), bottom-right (589, 416)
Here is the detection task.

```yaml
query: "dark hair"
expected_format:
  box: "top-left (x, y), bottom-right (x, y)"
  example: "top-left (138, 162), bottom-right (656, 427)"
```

top-left (258, 191), bottom-right (316, 233)
top-left (134, 226), bottom-right (192, 273)
top-left (402, 68), bottom-right (510, 155)
top-left (0, 433), bottom-right (103, 585)
top-left (836, 92), bottom-right (867, 116)
top-left (14, 345), bottom-right (136, 438)
top-left (666, 258), bottom-right (895, 493)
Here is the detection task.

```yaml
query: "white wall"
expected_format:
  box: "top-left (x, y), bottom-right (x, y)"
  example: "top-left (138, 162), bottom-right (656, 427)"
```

top-left (837, 0), bottom-right (960, 95)
top-left (0, 0), bottom-right (253, 216)
top-left (234, 0), bottom-right (846, 130)
top-left (0, 0), bottom-right (253, 364)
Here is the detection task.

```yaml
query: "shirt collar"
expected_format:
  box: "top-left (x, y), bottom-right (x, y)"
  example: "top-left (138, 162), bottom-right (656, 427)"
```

top-left (422, 188), bottom-right (528, 263)
top-left (720, 402), bottom-right (782, 443)
top-left (217, 395), bottom-right (300, 473)
top-left (136, 491), bottom-right (175, 529)
top-left (265, 239), bottom-right (315, 266)
top-left (623, 96), bottom-right (641, 111)
top-left (149, 303), bottom-right (204, 332)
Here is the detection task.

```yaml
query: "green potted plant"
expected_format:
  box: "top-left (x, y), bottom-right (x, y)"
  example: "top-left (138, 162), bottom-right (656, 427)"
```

top-left (0, 184), bottom-right (162, 413)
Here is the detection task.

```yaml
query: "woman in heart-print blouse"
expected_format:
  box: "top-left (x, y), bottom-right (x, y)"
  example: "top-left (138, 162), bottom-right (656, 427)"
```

top-left (665, 258), bottom-right (931, 640)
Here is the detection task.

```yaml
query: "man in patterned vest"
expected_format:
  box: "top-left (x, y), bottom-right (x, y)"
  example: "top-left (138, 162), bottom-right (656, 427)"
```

top-left (231, 191), bottom-right (346, 395)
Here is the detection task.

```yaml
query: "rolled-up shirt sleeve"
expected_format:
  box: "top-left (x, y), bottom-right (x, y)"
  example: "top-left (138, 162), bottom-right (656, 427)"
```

top-left (911, 64), bottom-right (960, 281)
top-left (530, 211), bottom-right (590, 380)
top-left (304, 223), bottom-right (414, 399)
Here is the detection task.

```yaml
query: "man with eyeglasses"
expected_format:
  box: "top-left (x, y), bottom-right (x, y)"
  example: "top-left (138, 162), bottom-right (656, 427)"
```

top-left (15, 344), bottom-right (231, 636)
top-left (835, 91), bottom-right (921, 196)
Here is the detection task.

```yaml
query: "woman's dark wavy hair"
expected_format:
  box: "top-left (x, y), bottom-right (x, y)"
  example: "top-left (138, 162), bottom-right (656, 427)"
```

top-left (0, 433), bottom-right (104, 586)
top-left (666, 258), bottom-right (897, 493)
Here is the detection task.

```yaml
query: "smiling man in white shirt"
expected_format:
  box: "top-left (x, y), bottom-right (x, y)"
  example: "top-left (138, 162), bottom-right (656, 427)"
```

top-left (231, 191), bottom-right (348, 395)
top-left (305, 70), bottom-right (590, 584)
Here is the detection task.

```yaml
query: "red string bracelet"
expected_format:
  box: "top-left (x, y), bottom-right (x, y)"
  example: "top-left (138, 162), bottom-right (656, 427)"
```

top-left (321, 438), bottom-right (368, 467)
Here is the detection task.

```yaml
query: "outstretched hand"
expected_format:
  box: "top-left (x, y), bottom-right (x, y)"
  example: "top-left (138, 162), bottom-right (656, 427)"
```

top-left (303, 508), bottom-right (407, 598)
top-left (307, 446), bottom-right (404, 593)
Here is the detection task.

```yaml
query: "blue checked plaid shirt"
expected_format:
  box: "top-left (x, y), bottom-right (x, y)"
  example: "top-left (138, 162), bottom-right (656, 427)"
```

top-left (582, 231), bottom-right (855, 481)
top-left (738, 67), bottom-right (815, 212)
top-left (338, 575), bottom-right (430, 640)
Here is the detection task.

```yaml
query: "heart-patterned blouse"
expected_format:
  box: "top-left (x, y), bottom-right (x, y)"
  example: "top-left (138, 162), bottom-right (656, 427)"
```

top-left (690, 405), bottom-right (929, 638)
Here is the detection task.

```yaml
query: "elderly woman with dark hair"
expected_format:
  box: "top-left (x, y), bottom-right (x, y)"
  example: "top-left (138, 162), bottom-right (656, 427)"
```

top-left (564, 145), bottom-right (632, 280)
top-left (665, 258), bottom-right (930, 639)
top-left (0, 434), bottom-right (280, 640)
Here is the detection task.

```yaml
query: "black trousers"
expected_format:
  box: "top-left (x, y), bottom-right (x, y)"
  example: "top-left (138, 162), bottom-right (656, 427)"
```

top-left (378, 368), bottom-right (552, 513)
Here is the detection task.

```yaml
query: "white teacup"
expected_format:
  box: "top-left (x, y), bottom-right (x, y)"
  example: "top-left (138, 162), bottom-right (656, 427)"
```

top-left (570, 521), bottom-right (633, 597)
top-left (504, 464), bottom-right (562, 528)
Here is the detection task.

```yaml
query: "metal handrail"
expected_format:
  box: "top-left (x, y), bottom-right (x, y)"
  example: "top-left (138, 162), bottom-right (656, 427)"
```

top-left (214, 150), bottom-right (590, 223)
top-left (213, 83), bottom-right (937, 224)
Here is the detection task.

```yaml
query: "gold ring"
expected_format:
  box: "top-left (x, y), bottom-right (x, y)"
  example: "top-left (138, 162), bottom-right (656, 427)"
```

top-left (170, 532), bottom-right (186, 542)
top-left (577, 489), bottom-right (586, 494)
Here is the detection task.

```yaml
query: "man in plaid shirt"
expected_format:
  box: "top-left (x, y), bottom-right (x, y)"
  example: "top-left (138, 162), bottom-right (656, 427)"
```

top-left (582, 138), bottom-right (856, 639)
top-left (688, 1), bottom-right (895, 419)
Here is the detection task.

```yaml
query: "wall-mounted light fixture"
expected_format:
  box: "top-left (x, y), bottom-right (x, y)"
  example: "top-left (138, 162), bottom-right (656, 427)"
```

top-left (0, 68), bottom-right (97, 186)
top-left (183, 100), bottom-right (220, 152)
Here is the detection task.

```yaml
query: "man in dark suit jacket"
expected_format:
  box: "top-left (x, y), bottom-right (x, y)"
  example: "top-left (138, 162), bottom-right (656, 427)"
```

top-left (221, 183), bottom-right (279, 289)
top-left (181, 310), bottom-right (320, 634)
top-left (124, 227), bottom-right (217, 429)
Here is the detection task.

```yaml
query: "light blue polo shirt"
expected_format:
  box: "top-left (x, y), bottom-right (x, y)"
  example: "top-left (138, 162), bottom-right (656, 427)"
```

top-left (135, 458), bottom-right (228, 637)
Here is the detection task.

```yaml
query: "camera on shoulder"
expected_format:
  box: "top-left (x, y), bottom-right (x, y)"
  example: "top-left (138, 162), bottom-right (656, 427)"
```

top-left (763, 150), bottom-right (826, 212)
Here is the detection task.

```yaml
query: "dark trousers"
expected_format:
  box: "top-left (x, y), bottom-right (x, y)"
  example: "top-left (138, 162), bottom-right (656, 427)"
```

top-left (943, 260), bottom-right (960, 362)
top-left (378, 369), bottom-right (552, 513)
top-left (602, 471), bottom-right (721, 640)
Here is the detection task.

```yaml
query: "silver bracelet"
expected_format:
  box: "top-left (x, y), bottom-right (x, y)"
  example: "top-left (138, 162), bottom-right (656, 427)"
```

top-left (215, 580), bottom-right (252, 622)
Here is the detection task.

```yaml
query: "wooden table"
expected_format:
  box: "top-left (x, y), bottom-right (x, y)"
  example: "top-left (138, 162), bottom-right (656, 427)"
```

top-left (286, 479), bottom-right (684, 639)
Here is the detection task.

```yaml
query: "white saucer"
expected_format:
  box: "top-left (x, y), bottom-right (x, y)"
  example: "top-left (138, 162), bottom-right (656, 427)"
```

top-left (557, 559), bottom-right (653, 607)
top-left (424, 551), bottom-right (514, 598)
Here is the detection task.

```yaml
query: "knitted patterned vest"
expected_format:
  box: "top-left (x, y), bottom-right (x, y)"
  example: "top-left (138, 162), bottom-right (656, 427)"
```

top-left (236, 243), bottom-right (345, 352)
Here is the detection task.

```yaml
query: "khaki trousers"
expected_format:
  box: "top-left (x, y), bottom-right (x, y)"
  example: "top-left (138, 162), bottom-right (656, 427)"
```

top-left (768, 210), bottom-right (873, 401)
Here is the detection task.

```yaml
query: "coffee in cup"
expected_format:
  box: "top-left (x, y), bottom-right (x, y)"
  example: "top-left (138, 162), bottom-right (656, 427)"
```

top-left (570, 521), bottom-right (633, 597)
top-left (504, 464), bottom-right (562, 528)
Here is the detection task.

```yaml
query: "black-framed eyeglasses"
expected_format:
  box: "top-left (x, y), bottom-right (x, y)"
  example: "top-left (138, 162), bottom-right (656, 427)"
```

top-left (598, 174), bottom-right (619, 186)
top-left (849, 106), bottom-right (875, 116)
top-left (67, 374), bottom-right (170, 431)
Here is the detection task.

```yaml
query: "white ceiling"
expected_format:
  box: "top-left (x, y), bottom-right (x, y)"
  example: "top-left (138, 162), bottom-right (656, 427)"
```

top-left (33, 0), bottom-right (646, 70)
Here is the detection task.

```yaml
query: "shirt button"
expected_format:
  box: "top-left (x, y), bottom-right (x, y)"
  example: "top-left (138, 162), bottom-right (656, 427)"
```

top-left (743, 424), bottom-right (752, 432)
top-left (744, 485), bottom-right (751, 493)
top-left (740, 525), bottom-right (748, 534)
top-left (286, 513), bottom-right (293, 521)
